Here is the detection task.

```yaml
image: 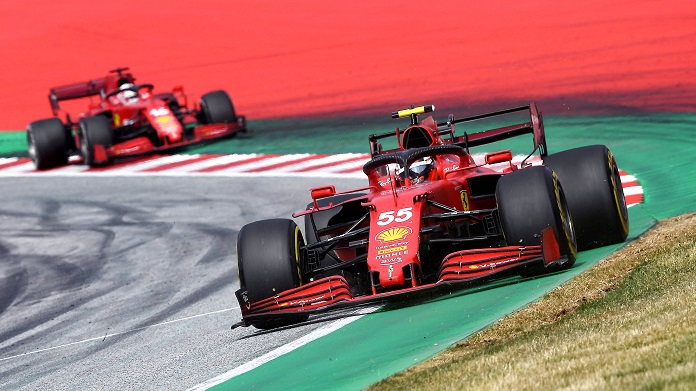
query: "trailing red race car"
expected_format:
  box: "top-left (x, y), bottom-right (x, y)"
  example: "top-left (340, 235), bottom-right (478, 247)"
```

top-left (26, 67), bottom-right (246, 169)
top-left (232, 103), bottom-right (629, 329)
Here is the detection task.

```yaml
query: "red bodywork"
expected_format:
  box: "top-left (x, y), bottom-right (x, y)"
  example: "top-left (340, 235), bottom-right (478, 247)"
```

top-left (234, 103), bottom-right (568, 327)
top-left (47, 68), bottom-right (245, 163)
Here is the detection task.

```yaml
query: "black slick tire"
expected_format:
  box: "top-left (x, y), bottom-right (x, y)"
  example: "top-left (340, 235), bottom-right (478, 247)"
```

top-left (237, 218), bottom-right (307, 329)
top-left (79, 116), bottom-right (113, 167)
top-left (200, 90), bottom-right (236, 124)
top-left (26, 118), bottom-right (68, 169)
top-left (543, 145), bottom-right (629, 250)
top-left (496, 166), bottom-right (578, 275)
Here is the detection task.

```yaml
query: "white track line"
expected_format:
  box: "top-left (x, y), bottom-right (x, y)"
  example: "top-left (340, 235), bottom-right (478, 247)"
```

top-left (269, 153), bottom-right (368, 173)
top-left (623, 186), bottom-right (644, 196)
top-left (0, 157), bottom-right (20, 164)
top-left (107, 154), bottom-right (203, 173)
top-left (0, 161), bottom-right (35, 174)
top-left (188, 307), bottom-right (379, 391)
top-left (0, 307), bottom-right (237, 363)
top-left (621, 174), bottom-right (637, 182)
top-left (203, 154), bottom-right (312, 173)
top-left (160, 154), bottom-right (258, 173)
top-left (35, 164), bottom-right (91, 175)
top-left (317, 159), bottom-right (367, 173)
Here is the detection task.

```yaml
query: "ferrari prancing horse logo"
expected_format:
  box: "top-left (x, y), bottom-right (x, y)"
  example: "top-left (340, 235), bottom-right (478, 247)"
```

top-left (460, 190), bottom-right (469, 211)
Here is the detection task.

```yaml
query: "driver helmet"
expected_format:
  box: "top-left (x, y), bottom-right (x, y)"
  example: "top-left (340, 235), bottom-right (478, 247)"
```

top-left (118, 83), bottom-right (138, 104)
top-left (407, 157), bottom-right (435, 184)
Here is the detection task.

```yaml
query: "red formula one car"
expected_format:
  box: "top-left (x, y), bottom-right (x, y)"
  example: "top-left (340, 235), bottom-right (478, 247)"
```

top-left (26, 67), bottom-right (246, 169)
top-left (232, 103), bottom-right (629, 329)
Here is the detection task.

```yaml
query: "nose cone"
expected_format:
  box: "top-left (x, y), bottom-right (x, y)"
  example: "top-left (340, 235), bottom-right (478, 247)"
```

top-left (167, 132), bottom-right (182, 143)
top-left (379, 263), bottom-right (406, 287)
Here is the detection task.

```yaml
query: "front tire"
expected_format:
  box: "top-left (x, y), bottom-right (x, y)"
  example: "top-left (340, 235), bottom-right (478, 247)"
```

top-left (237, 218), bottom-right (307, 329)
top-left (27, 118), bottom-right (68, 169)
top-left (543, 145), bottom-right (629, 250)
top-left (79, 116), bottom-right (113, 167)
top-left (496, 166), bottom-right (577, 275)
top-left (199, 90), bottom-right (236, 124)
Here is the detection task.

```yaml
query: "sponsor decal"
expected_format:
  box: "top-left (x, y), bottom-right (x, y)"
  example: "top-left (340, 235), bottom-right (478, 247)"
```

top-left (377, 245), bottom-right (407, 255)
top-left (115, 146), bottom-right (143, 154)
top-left (149, 107), bottom-right (170, 117)
top-left (469, 259), bottom-right (516, 270)
top-left (241, 291), bottom-right (251, 310)
top-left (376, 252), bottom-right (406, 260)
top-left (375, 226), bottom-right (412, 242)
top-left (376, 241), bottom-right (408, 250)
top-left (285, 295), bottom-right (326, 307)
top-left (155, 116), bottom-right (176, 130)
top-left (380, 257), bottom-right (403, 265)
top-left (204, 128), bottom-right (226, 137)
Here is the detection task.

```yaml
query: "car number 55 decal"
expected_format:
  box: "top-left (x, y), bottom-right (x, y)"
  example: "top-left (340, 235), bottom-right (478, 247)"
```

top-left (377, 207), bottom-right (413, 226)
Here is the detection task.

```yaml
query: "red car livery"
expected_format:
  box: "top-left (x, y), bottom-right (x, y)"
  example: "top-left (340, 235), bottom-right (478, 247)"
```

top-left (27, 67), bottom-right (246, 169)
top-left (232, 103), bottom-right (630, 329)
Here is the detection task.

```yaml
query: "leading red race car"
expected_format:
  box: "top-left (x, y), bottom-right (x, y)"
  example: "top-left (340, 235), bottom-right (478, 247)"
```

top-left (26, 67), bottom-right (246, 169)
top-left (232, 103), bottom-right (629, 329)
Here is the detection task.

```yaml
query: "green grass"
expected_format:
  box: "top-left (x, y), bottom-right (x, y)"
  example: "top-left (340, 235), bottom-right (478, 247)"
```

top-left (370, 213), bottom-right (696, 390)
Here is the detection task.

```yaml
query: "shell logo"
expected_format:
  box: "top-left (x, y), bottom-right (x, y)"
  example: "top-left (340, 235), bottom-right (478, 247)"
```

top-left (155, 116), bottom-right (174, 124)
top-left (375, 227), bottom-right (412, 243)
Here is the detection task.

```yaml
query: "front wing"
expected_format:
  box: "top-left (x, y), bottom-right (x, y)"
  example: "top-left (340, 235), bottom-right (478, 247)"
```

top-left (91, 117), bottom-right (246, 162)
top-left (232, 228), bottom-right (564, 328)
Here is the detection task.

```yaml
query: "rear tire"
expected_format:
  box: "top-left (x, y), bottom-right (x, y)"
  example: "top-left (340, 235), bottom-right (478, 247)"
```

top-left (200, 90), bottom-right (236, 124)
top-left (543, 145), bottom-right (629, 250)
top-left (496, 166), bottom-right (577, 275)
top-left (79, 116), bottom-right (113, 167)
top-left (26, 118), bottom-right (68, 169)
top-left (237, 218), bottom-right (307, 329)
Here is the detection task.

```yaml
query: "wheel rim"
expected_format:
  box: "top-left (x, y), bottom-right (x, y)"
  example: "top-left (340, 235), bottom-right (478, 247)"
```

top-left (80, 128), bottom-right (90, 163)
top-left (554, 174), bottom-right (578, 257)
top-left (612, 163), bottom-right (629, 221)
top-left (559, 186), bottom-right (578, 254)
top-left (27, 131), bottom-right (38, 164)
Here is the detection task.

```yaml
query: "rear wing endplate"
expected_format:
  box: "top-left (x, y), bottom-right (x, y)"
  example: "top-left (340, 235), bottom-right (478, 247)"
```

top-left (447, 103), bottom-right (547, 157)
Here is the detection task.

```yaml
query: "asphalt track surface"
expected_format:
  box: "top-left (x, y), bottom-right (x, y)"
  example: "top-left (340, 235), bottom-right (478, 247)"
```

top-left (0, 175), bottom-right (364, 390)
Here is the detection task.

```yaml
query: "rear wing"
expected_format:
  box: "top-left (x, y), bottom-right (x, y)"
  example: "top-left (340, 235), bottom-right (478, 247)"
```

top-left (49, 78), bottom-right (107, 116)
top-left (48, 68), bottom-right (135, 117)
top-left (369, 102), bottom-right (548, 158)
top-left (448, 103), bottom-right (547, 157)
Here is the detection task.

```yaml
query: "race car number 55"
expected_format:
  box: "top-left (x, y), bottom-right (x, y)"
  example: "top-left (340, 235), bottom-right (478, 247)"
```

top-left (377, 208), bottom-right (413, 226)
